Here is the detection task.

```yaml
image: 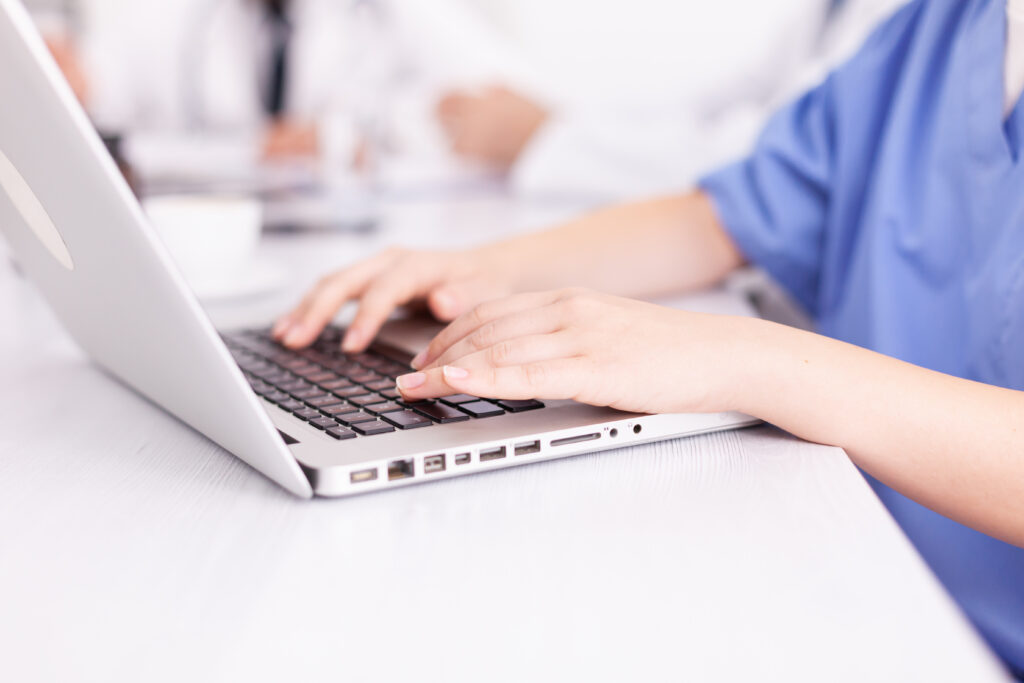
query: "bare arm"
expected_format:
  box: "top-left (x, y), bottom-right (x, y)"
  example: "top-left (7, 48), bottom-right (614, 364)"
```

top-left (477, 192), bottom-right (743, 298)
top-left (741, 321), bottom-right (1024, 547)
top-left (275, 190), bottom-right (742, 349)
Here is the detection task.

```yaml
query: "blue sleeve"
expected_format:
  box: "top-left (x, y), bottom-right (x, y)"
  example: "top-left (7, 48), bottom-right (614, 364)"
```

top-left (699, 0), bottom-right (924, 315)
top-left (700, 82), bottom-right (836, 314)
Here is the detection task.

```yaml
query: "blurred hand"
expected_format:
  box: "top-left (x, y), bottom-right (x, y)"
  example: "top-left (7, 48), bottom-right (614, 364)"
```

top-left (45, 38), bottom-right (89, 105)
top-left (273, 247), bottom-right (518, 352)
top-left (263, 120), bottom-right (319, 159)
top-left (437, 86), bottom-right (549, 168)
top-left (396, 288), bottom-right (751, 415)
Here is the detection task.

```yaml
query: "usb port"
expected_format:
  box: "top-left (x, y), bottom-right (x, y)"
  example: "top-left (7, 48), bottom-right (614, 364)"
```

top-left (479, 446), bottom-right (507, 462)
top-left (454, 453), bottom-right (471, 466)
top-left (350, 468), bottom-right (378, 484)
top-left (388, 459), bottom-right (414, 481)
top-left (424, 454), bottom-right (446, 474)
top-left (514, 440), bottom-right (541, 456)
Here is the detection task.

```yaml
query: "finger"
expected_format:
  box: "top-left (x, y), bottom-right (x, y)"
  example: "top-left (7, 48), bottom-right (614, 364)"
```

top-left (342, 259), bottom-right (445, 352)
top-left (397, 356), bottom-right (586, 402)
top-left (412, 291), bottom-right (562, 369)
top-left (426, 278), bottom-right (501, 322)
top-left (424, 306), bottom-right (566, 371)
top-left (275, 253), bottom-right (396, 346)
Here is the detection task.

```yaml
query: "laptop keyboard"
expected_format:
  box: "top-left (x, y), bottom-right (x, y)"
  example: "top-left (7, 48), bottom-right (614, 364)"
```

top-left (222, 327), bottom-right (545, 440)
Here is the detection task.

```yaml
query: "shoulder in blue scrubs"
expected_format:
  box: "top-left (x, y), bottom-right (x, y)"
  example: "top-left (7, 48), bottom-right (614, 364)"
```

top-left (700, 0), bottom-right (1024, 675)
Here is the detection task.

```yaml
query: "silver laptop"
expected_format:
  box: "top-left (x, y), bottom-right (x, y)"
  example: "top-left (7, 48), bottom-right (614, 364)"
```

top-left (0, 0), bottom-right (757, 498)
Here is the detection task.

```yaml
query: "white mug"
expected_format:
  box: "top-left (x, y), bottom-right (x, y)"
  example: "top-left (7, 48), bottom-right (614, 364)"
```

top-left (143, 195), bottom-right (262, 293)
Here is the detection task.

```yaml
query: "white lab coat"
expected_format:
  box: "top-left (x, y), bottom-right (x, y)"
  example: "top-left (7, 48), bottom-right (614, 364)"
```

top-left (81, 0), bottom-right (371, 161)
top-left (78, 0), bottom-right (906, 199)
top-left (413, 0), bottom-right (910, 200)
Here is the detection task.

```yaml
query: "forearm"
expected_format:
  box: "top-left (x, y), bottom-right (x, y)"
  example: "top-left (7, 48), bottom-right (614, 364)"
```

top-left (738, 320), bottom-right (1024, 547)
top-left (476, 191), bottom-right (744, 299)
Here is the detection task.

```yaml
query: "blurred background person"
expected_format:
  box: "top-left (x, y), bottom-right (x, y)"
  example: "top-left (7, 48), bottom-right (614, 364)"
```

top-left (31, 0), bottom-right (384, 169)
top-left (29, 0), bottom-right (906, 204)
top-left (421, 0), bottom-right (908, 201)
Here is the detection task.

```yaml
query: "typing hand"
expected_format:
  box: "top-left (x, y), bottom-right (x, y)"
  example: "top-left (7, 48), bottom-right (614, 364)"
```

top-left (396, 288), bottom-right (753, 415)
top-left (273, 248), bottom-right (516, 352)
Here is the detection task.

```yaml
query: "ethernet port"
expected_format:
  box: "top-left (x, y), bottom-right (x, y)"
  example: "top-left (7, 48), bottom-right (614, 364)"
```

top-left (388, 458), bottom-right (414, 481)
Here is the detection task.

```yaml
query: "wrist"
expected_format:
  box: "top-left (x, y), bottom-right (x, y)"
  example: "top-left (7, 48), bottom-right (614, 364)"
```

top-left (721, 317), bottom-right (793, 416)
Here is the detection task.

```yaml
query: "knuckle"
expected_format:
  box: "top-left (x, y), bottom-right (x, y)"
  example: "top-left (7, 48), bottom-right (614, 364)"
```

top-left (562, 293), bottom-right (594, 316)
top-left (489, 340), bottom-right (514, 365)
top-left (470, 323), bottom-right (497, 350)
top-left (469, 303), bottom-right (490, 327)
top-left (523, 362), bottom-right (548, 390)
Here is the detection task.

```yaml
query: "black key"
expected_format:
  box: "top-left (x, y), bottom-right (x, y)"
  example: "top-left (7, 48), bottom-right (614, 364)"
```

top-left (352, 353), bottom-right (384, 367)
top-left (264, 391), bottom-right (291, 404)
top-left (310, 417), bottom-right (341, 430)
top-left (321, 403), bottom-right (358, 416)
top-left (293, 388), bottom-right (326, 400)
top-left (331, 385), bottom-right (366, 398)
top-left (326, 361), bottom-right (363, 375)
top-left (497, 399), bottom-right (545, 413)
top-left (326, 427), bottom-right (357, 441)
top-left (306, 394), bottom-right (341, 408)
top-left (347, 393), bottom-right (383, 407)
top-left (379, 389), bottom-right (401, 400)
top-left (351, 371), bottom-right (383, 385)
top-left (365, 401), bottom-right (403, 415)
top-left (381, 410), bottom-right (433, 430)
top-left (318, 327), bottom-right (342, 343)
top-left (366, 379), bottom-right (395, 392)
top-left (380, 363), bottom-right (411, 378)
top-left (352, 420), bottom-right (396, 436)
top-left (398, 398), bottom-right (430, 408)
top-left (439, 394), bottom-right (480, 405)
top-left (413, 402), bottom-right (471, 424)
top-left (280, 380), bottom-right (312, 392)
top-left (294, 408), bottom-right (323, 421)
top-left (319, 378), bottom-right (353, 391)
top-left (458, 401), bottom-right (505, 418)
top-left (338, 411), bottom-right (377, 425)
top-left (294, 367), bottom-right (331, 380)
top-left (279, 399), bottom-right (305, 412)
top-left (262, 370), bottom-right (293, 384)
top-left (249, 379), bottom-right (271, 392)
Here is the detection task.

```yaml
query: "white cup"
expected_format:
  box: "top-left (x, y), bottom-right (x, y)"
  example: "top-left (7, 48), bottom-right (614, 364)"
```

top-left (143, 195), bottom-right (262, 292)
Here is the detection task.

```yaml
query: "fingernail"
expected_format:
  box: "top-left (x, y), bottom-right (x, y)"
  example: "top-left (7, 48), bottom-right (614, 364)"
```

top-left (341, 328), bottom-right (363, 352)
top-left (410, 350), bottom-right (427, 369)
top-left (443, 365), bottom-right (469, 381)
top-left (396, 372), bottom-right (426, 392)
top-left (283, 324), bottom-right (307, 347)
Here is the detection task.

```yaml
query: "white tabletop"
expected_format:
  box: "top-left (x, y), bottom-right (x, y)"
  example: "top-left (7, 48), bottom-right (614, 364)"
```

top-left (0, 193), bottom-right (1009, 683)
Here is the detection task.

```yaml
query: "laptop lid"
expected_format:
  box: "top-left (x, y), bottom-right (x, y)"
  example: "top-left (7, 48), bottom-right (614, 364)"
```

top-left (0, 0), bottom-right (312, 497)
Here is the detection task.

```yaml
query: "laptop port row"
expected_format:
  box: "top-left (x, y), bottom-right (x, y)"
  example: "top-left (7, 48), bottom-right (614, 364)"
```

top-left (348, 432), bottom-right (605, 486)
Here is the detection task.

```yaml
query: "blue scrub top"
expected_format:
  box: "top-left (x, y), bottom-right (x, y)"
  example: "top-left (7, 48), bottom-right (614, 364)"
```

top-left (701, 0), bottom-right (1024, 673)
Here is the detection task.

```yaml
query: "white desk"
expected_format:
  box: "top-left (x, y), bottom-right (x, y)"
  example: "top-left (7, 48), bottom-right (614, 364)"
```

top-left (0, 194), bottom-right (1009, 682)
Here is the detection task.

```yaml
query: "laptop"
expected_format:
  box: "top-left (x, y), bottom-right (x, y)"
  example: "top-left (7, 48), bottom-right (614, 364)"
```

top-left (0, 0), bottom-right (758, 498)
